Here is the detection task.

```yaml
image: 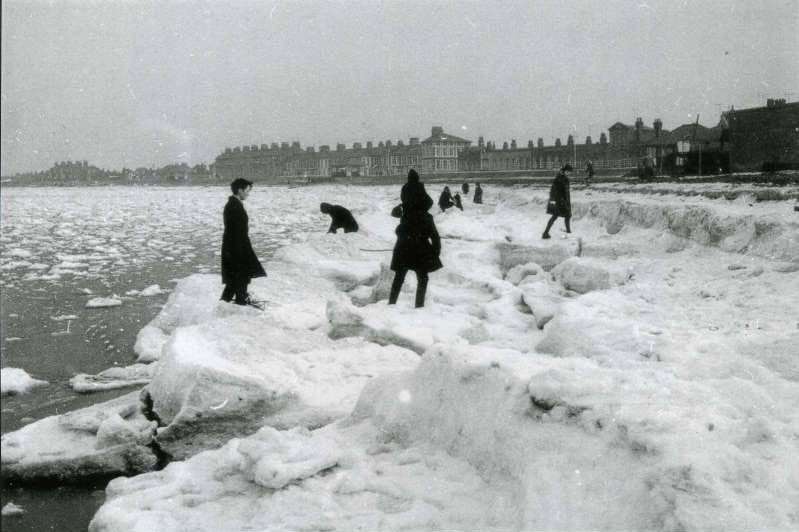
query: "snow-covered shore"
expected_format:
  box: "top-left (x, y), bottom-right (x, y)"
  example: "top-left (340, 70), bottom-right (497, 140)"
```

top-left (3, 184), bottom-right (797, 530)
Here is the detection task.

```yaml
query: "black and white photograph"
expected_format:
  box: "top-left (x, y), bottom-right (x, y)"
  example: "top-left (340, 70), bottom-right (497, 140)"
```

top-left (1, 1), bottom-right (798, 531)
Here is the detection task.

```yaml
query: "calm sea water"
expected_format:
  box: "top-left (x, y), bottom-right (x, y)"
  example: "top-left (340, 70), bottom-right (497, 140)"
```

top-left (0, 185), bottom-right (326, 531)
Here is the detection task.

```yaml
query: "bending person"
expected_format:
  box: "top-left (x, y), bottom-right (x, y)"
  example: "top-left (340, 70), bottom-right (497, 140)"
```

top-left (438, 186), bottom-right (454, 212)
top-left (221, 178), bottom-right (266, 306)
top-left (542, 164), bottom-right (572, 239)
top-left (389, 170), bottom-right (442, 308)
top-left (320, 202), bottom-right (359, 233)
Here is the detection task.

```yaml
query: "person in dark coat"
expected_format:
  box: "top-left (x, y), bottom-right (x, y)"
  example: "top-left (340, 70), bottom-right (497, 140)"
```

top-left (585, 160), bottom-right (594, 183)
top-left (389, 170), bottom-right (442, 308)
top-left (542, 164), bottom-right (572, 239)
top-left (453, 192), bottom-right (463, 211)
top-left (473, 183), bottom-right (483, 204)
top-left (438, 186), bottom-right (454, 212)
top-left (221, 178), bottom-right (266, 305)
top-left (320, 202), bottom-right (359, 233)
top-left (461, 182), bottom-right (470, 195)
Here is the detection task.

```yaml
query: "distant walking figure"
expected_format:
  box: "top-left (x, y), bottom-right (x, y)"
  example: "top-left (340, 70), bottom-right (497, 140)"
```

top-left (389, 170), bottom-right (442, 308)
top-left (453, 192), bottom-right (463, 211)
top-left (461, 182), bottom-right (470, 195)
top-left (221, 178), bottom-right (266, 306)
top-left (542, 164), bottom-right (572, 239)
top-left (438, 186), bottom-right (455, 212)
top-left (585, 160), bottom-right (594, 183)
top-left (473, 183), bottom-right (483, 204)
top-left (320, 202), bottom-right (359, 233)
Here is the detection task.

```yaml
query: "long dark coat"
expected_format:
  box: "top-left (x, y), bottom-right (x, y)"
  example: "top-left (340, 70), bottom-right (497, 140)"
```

top-left (473, 185), bottom-right (483, 204)
top-left (545, 172), bottom-right (572, 217)
top-left (390, 210), bottom-right (442, 273)
top-left (221, 196), bottom-right (266, 285)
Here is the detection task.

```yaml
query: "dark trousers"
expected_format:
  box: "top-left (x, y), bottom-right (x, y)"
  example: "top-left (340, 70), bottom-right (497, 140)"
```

top-left (221, 278), bottom-right (250, 305)
top-left (544, 214), bottom-right (571, 235)
top-left (388, 269), bottom-right (429, 308)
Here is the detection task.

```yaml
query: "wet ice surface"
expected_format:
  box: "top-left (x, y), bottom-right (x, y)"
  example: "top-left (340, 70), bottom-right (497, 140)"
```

top-left (3, 182), bottom-right (799, 532)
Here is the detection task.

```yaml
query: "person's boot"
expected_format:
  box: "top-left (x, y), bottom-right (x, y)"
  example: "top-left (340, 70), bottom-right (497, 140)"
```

top-left (388, 274), bottom-right (403, 305)
top-left (542, 232), bottom-right (551, 239)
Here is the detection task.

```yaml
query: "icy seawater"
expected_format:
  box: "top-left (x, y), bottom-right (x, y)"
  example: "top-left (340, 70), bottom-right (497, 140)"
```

top-left (0, 185), bottom-right (333, 531)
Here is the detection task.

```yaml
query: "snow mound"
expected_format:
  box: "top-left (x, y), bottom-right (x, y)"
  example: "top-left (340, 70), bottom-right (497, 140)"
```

top-left (505, 261), bottom-right (546, 285)
top-left (1, 368), bottom-right (48, 395)
top-left (144, 317), bottom-right (417, 460)
top-left (86, 296), bottom-right (123, 308)
top-left (326, 297), bottom-right (480, 354)
top-left (1, 391), bottom-right (157, 483)
top-left (70, 364), bottom-right (156, 393)
top-left (236, 426), bottom-right (340, 489)
top-left (536, 292), bottom-right (662, 363)
top-left (551, 256), bottom-right (635, 294)
top-left (518, 276), bottom-right (565, 329)
top-left (496, 239), bottom-right (579, 273)
top-left (273, 232), bottom-right (388, 290)
top-left (133, 275), bottom-right (222, 362)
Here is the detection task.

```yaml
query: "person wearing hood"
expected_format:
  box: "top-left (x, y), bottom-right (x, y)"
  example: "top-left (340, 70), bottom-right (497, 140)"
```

top-left (453, 192), bottom-right (463, 211)
top-left (319, 202), bottom-right (359, 233)
top-left (389, 169), bottom-right (442, 308)
top-left (473, 183), bottom-right (483, 204)
top-left (438, 186), bottom-right (455, 212)
top-left (221, 178), bottom-right (266, 306)
top-left (542, 164), bottom-right (573, 239)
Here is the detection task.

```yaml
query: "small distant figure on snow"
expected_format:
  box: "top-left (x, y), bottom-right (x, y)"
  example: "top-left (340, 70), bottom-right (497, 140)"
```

top-left (438, 186), bottom-right (455, 212)
top-left (320, 202), bottom-right (359, 233)
top-left (221, 178), bottom-right (266, 307)
top-left (389, 170), bottom-right (442, 308)
top-left (473, 183), bottom-right (483, 204)
top-left (542, 164), bottom-right (572, 239)
top-left (461, 182), bottom-right (470, 195)
top-left (453, 192), bottom-right (463, 211)
top-left (585, 160), bottom-right (594, 183)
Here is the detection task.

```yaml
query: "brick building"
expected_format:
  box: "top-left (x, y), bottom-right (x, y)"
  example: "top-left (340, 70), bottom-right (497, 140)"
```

top-left (725, 99), bottom-right (799, 171)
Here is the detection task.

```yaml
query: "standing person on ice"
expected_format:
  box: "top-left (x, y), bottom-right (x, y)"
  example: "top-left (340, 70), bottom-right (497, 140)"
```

top-left (473, 183), bottom-right (483, 204)
top-left (389, 169), bottom-right (442, 308)
top-left (319, 202), bottom-right (359, 233)
top-left (221, 178), bottom-right (266, 307)
top-left (542, 164), bottom-right (573, 239)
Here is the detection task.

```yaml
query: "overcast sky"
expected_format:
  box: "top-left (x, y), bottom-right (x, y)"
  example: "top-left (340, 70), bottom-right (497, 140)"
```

top-left (2, 0), bottom-right (797, 175)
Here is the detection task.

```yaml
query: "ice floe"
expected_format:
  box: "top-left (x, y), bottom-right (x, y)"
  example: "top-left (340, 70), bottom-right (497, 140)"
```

top-left (1, 367), bottom-right (48, 395)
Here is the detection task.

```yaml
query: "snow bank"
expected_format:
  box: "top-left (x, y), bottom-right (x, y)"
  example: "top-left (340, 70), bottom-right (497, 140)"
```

top-left (145, 315), bottom-right (417, 460)
top-left (1, 367), bottom-right (48, 395)
top-left (273, 232), bottom-right (389, 290)
top-left (1, 391), bottom-right (157, 483)
top-left (496, 239), bottom-right (580, 273)
top-left (551, 256), bottom-right (635, 294)
top-left (575, 198), bottom-right (799, 262)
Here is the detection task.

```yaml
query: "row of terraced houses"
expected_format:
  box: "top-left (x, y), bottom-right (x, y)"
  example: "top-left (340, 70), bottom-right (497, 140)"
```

top-left (212, 99), bottom-right (799, 181)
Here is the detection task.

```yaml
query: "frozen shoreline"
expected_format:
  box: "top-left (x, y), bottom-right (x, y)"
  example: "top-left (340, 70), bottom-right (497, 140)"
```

top-left (3, 184), bottom-right (797, 530)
